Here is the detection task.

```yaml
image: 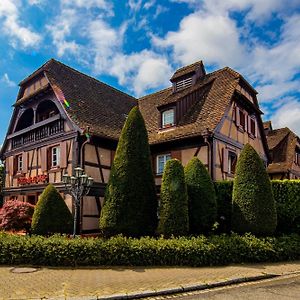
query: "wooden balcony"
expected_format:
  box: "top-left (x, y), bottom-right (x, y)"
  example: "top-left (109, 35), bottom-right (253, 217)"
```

top-left (11, 119), bottom-right (64, 149)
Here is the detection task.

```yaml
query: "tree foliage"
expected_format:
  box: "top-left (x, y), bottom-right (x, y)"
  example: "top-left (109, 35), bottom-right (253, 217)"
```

top-left (31, 184), bottom-right (73, 235)
top-left (232, 144), bottom-right (277, 236)
top-left (99, 106), bottom-right (157, 237)
top-left (0, 200), bottom-right (34, 232)
top-left (158, 159), bottom-right (189, 237)
top-left (185, 157), bottom-right (217, 234)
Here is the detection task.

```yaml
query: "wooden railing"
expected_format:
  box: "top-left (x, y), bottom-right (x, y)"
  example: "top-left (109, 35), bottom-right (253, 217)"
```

top-left (12, 119), bottom-right (64, 149)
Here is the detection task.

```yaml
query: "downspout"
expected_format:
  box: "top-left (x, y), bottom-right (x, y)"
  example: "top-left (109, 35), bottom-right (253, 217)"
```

top-left (202, 128), bottom-right (214, 180)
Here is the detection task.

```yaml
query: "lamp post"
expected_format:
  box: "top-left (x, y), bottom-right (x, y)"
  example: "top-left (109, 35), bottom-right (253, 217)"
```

top-left (62, 167), bottom-right (93, 237)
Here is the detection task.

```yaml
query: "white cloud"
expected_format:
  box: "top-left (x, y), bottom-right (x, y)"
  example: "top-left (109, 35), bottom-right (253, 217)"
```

top-left (89, 19), bottom-right (126, 72)
top-left (153, 12), bottom-right (246, 67)
top-left (47, 8), bottom-right (79, 57)
top-left (109, 51), bottom-right (172, 96)
top-left (61, 0), bottom-right (113, 13)
top-left (0, 0), bottom-right (41, 48)
top-left (128, 0), bottom-right (143, 12)
top-left (27, 0), bottom-right (43, 5)
top-left (272, 100), bottom-right (300, 136)
top-left (1, 73), bottom-right (16, 87)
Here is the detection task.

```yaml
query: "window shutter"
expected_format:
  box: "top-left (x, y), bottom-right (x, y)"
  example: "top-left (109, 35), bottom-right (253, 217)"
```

top-left (8, 156), bottom-right (14, 176)
top-left (244, 112), bottom-right (248, 131)
top-left (254, 120), bottom-right (257, 137)
top-left (60, 141), bottom-right (67, 169)
top-left (111, 150), bottom-right (115, 165)
top-left (41, 147), bottom-right (48, 172)
top-left (22, 152), bottom-right (28, 173)
top-left (222, 148), bottom-right (229, 173)
top-left (171, 150), bottom-right (181, 161)
top-left (236, 108), bottom-right (240, 127)
top-left (247, 116), bottom-right (251, 133)
top-left (13, 156), bottom-right (17, 175)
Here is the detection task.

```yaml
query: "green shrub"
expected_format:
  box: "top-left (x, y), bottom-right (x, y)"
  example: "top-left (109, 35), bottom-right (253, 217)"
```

top-left (100, 107), bottom-right (157, 237)
top-left (214, 181), bottom-right (233, 233)
top-left (31, 184), bottom-right (73, 235)
top-left (185, 157), bottom-right (217, 234)
top-left (158, 159), bottom-right (189, 237)
top-left (232, 144), bottom-right (277, 236)
top-left (0, 232), bottom-right (299, 267)
top-left (272, 180), bottom-right (300, 234)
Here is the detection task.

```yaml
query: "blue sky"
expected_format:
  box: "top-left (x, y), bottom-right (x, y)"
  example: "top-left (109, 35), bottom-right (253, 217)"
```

top-left (0, 0), bottom-right (300, 145)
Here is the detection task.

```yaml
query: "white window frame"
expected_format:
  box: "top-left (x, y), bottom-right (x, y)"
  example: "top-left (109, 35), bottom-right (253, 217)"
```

top-left (17, 155), bottom-right (23, 172)
top-left (156, 154), bottom-right (171, 175)
top-left (228, 151), bottom-right (237, 175)
top-left (51, 146), bottom-right (61, 168)
top-left (162, 109), bottom-right (175, 128)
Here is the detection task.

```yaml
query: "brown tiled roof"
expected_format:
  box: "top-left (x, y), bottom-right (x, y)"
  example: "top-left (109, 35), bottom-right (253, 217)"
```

top-left (170, 60), bottom-right (204, 82)
top-left (139, 67), bottom-right (240, 144)
top-left (16, 59), bottom-right (137, 140)
top-left (266, 127), bottom-right (299, 173)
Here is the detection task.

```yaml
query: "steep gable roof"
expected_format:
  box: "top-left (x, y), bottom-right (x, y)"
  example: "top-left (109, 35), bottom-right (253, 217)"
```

top-left (15, 59), bottom-right (137, 140)
top-left (266, 127), bottom-right (299, 173)
top-left (139, 67), bottom-right (240, 144)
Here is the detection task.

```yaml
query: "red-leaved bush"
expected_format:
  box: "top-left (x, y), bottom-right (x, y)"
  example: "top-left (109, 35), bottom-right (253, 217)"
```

top-left (0, 201), bottom-right (34, 232)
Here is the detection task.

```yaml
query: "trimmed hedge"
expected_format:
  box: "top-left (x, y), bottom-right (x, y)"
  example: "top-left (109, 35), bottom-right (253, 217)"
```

top-left (158, 159), bottom-right (189, 237)
top-left (232, 144), bottom-right (277, 236)
top-left (185, 157), bottom-right (217, 234)
top-left (31, 184), bottom-right (73, 235)
top-left (272, 180), bottom-right (300, 234)
top-left (0, 233), bottom-right (299, 267)
top-left (214, 180), bottom-right (300, 234)
top-left (100, 106), bottom-right (157, 237)
top-left (214, 181), bottom-right (233, 233)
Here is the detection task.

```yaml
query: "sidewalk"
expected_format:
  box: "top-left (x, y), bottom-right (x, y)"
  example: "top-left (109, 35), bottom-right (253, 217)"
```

top-left (0, 261), bottom-right (299, 300)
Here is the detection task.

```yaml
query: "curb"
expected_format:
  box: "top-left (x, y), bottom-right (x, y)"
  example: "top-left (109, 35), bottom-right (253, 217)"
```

top-left (95, 273), bottom-right (280, 300)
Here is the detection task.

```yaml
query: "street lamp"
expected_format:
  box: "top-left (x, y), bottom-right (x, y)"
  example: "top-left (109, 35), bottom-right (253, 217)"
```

top-left (62, 167), bottom-right (94, 237)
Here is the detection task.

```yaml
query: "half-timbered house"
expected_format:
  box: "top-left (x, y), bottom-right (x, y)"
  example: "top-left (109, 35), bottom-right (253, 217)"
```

top-left (139, 61), bottom-right (269, 184)
top-left (264, 121), bottom-right (300, 179)
top-left (0, 59), bottom-right (269, 233)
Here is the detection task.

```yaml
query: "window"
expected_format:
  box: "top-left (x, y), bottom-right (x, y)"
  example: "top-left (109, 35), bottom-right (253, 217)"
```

top-left (51, 146), bottom-right (60, 168)
top-left (162, 109), bottom-right (175, 128)
top-left (156, 154), bottom-right (171, 175)
top-left (17, 155), bottom-right (23, 172)
top-left (250, 118), bottom-right (256, 136)
top-left (228, 151), bottom-right (237, 175)
top-left (239, 110), bottom-right (246, 130)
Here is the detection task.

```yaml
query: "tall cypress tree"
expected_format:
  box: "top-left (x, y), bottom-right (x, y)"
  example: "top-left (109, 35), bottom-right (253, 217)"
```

top-left (185, 157), bottom-right (217, 234)
top-left (158, 159), bottom-right (189, 237)
top-left (99, 106), bottom-right (157, 237)
top-left (232, 143), bottom-right (277, 236)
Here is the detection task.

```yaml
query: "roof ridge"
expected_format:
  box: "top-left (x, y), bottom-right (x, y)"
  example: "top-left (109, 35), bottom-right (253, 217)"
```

top-left (46, 59), bottom-right (137, 101)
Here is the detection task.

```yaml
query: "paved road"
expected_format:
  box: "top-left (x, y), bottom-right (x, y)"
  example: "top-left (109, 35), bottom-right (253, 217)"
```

top-left (150, 274), bottom-right (300, 300)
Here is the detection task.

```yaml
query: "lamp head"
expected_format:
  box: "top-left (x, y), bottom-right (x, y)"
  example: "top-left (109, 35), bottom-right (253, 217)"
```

top-left (74, 167), bottom-right (83, 178)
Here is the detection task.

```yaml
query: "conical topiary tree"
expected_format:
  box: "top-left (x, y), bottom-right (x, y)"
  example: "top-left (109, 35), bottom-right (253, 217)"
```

top-left (232, 143), bottom-right (277, 236)
top-left (157, 159), bottom-right (189, 237)
top-left (99, 106), bottom-right (157, 237)
top-left (31, 184), bottom-right (73, 235)
top-left (185, 157), bottom-right (217, 234)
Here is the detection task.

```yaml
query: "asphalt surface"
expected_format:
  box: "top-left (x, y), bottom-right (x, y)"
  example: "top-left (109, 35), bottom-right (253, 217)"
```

top-left (151, 274), bottom-right (300, 300)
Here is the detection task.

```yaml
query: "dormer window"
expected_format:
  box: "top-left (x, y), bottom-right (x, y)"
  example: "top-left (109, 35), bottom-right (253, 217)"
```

top-left (162, 109), bottom-right (175, 128)
top-left (176, 77), bottom-right (192, 91)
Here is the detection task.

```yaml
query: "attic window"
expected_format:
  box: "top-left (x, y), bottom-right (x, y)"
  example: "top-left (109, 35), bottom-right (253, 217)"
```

top-left (176, 77), bottom-right (192, 91)
top-left (162, 109), bottom-right (175, 128)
